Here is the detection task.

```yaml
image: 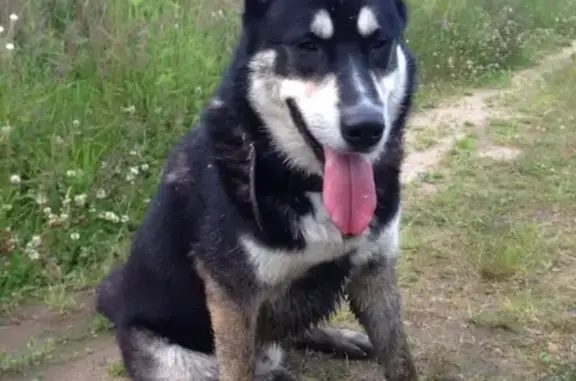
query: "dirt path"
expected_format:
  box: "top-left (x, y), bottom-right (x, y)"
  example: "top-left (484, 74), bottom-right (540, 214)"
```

top-left (1, 43), bottom-right (575, 381)
top-left (402, 41), bottom-right (576, 184)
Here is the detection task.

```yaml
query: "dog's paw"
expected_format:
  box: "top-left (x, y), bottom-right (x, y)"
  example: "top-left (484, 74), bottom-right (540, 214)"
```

top-left (326, 328), bottom-right (374, 359)
top-left (290, 326), bottom-right (374, 359)
top-left (269, 367), bottom-right (299, 381)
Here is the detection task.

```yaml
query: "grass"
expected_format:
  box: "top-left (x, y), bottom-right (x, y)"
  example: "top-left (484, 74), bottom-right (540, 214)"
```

top-left (1, 0), bottom-right (576, 303)
top-left (393, 60), bottom-right (576, 380)
top-left (0, 13), bottom-right (575, 379)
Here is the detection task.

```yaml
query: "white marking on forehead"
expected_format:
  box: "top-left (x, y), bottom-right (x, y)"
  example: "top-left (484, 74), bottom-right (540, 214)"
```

top-left (357, 6), bottom-right (379, 36)
top-left (311, 9), bottom-right (334, 39)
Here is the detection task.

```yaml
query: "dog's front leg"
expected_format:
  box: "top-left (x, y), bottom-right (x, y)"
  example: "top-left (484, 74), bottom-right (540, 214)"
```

top-left (200, 265), bottom-right (260, 381)
top-left (346, 257), bottom-right (418, 381)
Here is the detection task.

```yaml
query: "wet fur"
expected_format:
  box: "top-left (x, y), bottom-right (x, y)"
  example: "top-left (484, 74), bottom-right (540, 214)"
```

top-left (96, 0), bottom-right (419, 380)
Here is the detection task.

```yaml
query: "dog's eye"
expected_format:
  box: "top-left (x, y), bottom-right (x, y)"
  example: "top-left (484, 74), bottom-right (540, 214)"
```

top-left (297, 40), bottom-right (319, 52)
top-left (368, 37), bottom-right (396, 69)
top-left (371, 38), bottom-right (389, 50)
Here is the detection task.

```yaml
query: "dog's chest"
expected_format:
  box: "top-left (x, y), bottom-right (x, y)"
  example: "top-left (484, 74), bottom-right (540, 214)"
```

top-left (241, 193), bottom-right (400, 286)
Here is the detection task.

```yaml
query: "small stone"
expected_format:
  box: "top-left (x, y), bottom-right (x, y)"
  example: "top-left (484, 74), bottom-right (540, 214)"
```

top-left (547, 342), bottom-right (559, 354)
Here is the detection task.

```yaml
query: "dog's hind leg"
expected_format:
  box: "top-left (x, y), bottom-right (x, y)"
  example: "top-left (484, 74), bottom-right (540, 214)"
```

top-left (95, 264), bottom-right (125, 324)
top-left (116, 327), bottom-right (219, 381)
top-left (287, 326), bottom-right (374, 359)
top-left (116, 327), bottom-right (291, 381)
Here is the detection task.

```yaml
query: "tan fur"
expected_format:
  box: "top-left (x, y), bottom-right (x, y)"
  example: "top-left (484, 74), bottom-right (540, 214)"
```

top-left (197, 261), bottom-right (262, 381)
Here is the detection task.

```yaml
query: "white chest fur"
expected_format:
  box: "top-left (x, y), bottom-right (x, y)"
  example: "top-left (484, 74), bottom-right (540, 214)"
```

top-left (240, 193), bottom-right (401, 286)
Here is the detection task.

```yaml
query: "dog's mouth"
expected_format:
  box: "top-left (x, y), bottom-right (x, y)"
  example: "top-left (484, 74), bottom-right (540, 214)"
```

top-left (285, 99), bottom-right (324, 164)
top-left (285, 99), bottom-right (377, 237)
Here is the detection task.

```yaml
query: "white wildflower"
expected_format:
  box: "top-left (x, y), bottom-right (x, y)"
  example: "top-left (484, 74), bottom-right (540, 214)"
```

top-left (2, 204), bottom-right (13, 211)
top-left (74, 193), bottom-right (87, 206)
top-left (35, 193), bottom-right (48, 205)
top-left (0, 26), bottom-right (4, 33)
top-left (9, 174), bottom-right (21, 185)
top-left (140, 163), bottom-right (149, 172)
top-left (43, 207), bottom-right (52, 215)
top-left (24, 237), bottom-right (41, 259)
top-left (70, 232), bottom-right (80, 241)
top-left (66, 169), bottom-right (77, 178)
top-left (9, 14), bottom-right (19, 22)
top-left (121, 215), bottom-right (129, 223)
top-left (99, 211), bottom-right (120, 223)
top-left (72, 119), bottom-right (80, 127)
top-left (96, 189), bottom-right (107, 199)
top-left (129, 166), bottom-right (139, 175)
top-left (0, 125), bottom-right (10, 135)
top-left (26, 249), bottom-right (40, 260)
top-left (47, 213), bottom-right (60, 226)
top-left (60, 213), bottom-right (69, 221)
top-left (129, 150), bottom-right (138, 156)
top-left (5, 43), bottom-right (14, 51)
top-left (29, 235), bottom-right (42, 247)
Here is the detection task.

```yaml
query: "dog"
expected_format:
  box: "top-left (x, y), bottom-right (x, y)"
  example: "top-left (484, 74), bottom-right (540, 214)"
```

top-left (95, 0), bottom-right (419, 380)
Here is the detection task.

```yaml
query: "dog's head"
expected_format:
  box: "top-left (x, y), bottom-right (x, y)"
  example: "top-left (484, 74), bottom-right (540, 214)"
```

top-left (244, 0), bottom-right (410, 175)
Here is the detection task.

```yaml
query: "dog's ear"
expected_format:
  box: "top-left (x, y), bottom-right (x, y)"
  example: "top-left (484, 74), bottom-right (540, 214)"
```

top-left (243, 0), bottom-right (272, 23)
top-left (394, 0), bottom-right (408, 29)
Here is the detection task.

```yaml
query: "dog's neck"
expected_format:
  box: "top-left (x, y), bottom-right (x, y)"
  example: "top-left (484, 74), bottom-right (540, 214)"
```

top-left (203, 67), bottom-right (323, 242)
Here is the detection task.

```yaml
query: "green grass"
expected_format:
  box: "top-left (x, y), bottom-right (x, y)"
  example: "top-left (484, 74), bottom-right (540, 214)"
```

top-left (1, 48), bottom-right (576, 381)
top-left (394, 61), bottom-right (576, 380)
top-left (107, 360), bottom-right (129, 378)
top-left (1, 0), bottom-right (576, 302)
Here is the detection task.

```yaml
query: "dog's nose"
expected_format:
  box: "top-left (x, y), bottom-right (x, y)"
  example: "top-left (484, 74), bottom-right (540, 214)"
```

top-left (340, 103), bottom-right (385, 152)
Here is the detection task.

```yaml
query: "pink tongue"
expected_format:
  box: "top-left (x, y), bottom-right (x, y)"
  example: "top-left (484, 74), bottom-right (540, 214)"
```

top-left (322, 146), bottom-right (377, 236)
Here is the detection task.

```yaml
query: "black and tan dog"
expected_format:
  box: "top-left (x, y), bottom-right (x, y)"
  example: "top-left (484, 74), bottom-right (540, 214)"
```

top-left (96, 0), bottom-right (419, 380)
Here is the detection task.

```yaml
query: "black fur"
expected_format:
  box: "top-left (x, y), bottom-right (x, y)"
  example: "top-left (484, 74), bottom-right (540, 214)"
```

top-left (97, 0), bottom-right (418, 379)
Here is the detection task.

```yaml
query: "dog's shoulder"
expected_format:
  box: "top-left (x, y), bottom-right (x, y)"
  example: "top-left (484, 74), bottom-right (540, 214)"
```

top-left (102, 125), bottom-right (218, 343)
top-left (136, 125), bottom-right (213, 248)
